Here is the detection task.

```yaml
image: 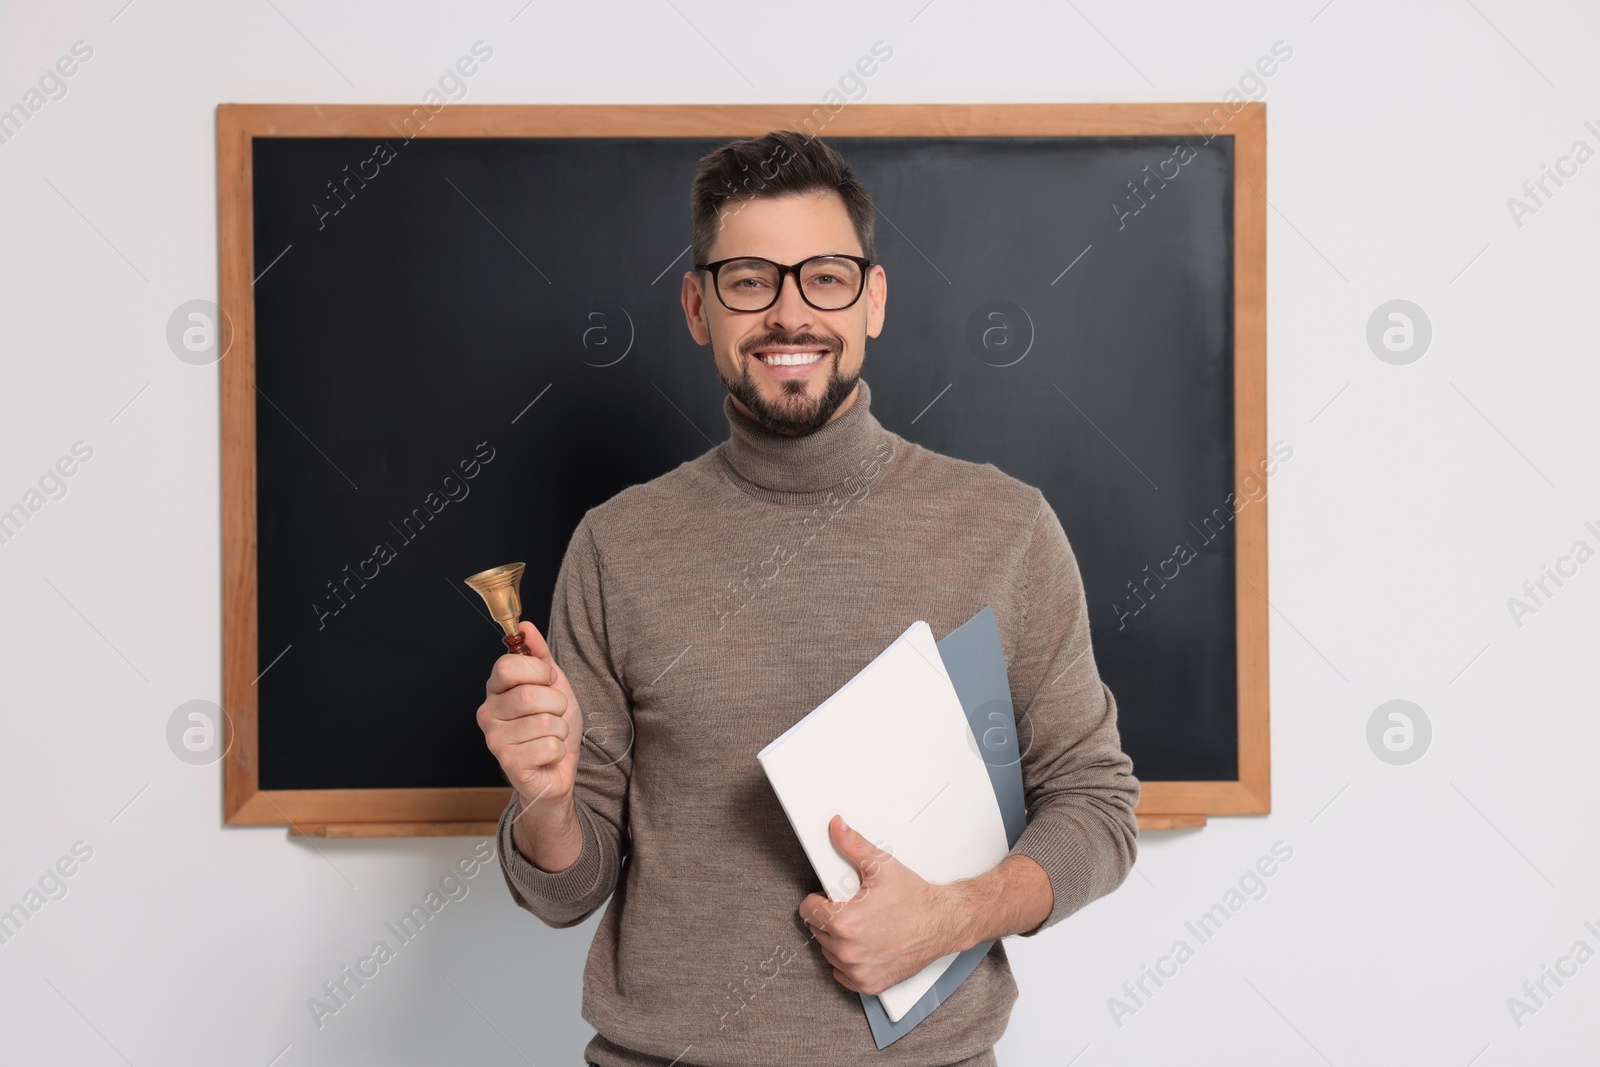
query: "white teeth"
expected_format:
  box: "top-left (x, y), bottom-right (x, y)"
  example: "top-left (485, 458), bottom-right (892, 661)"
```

top-left (758, 351), bottom-right (824, 367)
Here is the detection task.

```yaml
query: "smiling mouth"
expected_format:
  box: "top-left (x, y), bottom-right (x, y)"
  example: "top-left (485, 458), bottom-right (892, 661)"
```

top-left (751, 348), bottom-right (831, 368)
top-left (757, 352), bottom-right (824, 367)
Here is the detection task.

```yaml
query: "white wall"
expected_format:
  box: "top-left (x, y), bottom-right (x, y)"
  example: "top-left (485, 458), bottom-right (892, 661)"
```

top-left (3, 1), bottom-right (1597, 1063)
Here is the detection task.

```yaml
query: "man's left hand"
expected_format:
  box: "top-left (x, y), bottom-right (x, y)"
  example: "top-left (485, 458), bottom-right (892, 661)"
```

top-left (797, 814), bottom-right (967, 996)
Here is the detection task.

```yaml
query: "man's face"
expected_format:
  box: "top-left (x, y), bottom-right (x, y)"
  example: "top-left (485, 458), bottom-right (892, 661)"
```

top-left (682, 191), bottom-right (887, 436)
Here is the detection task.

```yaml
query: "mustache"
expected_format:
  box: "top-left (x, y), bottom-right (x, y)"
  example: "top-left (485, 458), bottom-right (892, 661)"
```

top-left (738, 330), bottom-right (843, 358)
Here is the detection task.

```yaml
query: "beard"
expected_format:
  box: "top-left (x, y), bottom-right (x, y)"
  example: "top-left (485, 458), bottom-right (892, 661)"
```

top-left (720, 329), bottom-right (860, 437)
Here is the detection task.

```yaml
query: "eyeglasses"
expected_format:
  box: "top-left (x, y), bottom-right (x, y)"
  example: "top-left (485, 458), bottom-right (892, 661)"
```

top-left (694, 254), bottom-right (872, 313)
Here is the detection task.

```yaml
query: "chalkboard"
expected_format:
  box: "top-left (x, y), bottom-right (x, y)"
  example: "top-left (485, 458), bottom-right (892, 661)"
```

top-left (219, 105), bottom-right (1268, 834)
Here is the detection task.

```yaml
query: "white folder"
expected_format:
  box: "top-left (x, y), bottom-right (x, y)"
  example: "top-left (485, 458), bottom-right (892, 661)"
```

top-left (756, 620), bottom-right (1011, 1022)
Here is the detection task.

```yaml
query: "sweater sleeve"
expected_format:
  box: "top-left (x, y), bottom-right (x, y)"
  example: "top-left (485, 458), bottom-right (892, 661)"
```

top-left (1005, 490), bottom-right (1140, 936)
top-left (497, 515), bottom-right (633, 929)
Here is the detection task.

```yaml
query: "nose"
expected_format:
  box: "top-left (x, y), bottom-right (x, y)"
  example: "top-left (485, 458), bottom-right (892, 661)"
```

top-left (764, 268), bottom-right (815, 333)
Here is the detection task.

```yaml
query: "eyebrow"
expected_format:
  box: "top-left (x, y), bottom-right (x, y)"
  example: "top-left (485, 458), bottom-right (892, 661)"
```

top-left (719, 253), bottom-right (860, 265)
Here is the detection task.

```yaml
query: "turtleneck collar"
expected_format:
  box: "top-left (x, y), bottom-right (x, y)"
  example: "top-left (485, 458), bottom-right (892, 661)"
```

top-left (717, 378), bottom-right (898, 506)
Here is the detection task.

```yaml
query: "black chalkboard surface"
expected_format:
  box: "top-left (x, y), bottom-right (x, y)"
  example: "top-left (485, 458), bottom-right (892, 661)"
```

top-left (234, 108), bottom-right (1265, 826)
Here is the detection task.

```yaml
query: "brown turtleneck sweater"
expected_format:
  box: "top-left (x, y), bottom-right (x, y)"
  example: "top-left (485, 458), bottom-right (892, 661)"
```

top-left (496, 377), bottom-right (1139, 1067)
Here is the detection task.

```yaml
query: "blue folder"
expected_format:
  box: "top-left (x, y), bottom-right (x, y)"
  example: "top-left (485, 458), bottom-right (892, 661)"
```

top-left (860, 605), bottom-right (1027, 1048)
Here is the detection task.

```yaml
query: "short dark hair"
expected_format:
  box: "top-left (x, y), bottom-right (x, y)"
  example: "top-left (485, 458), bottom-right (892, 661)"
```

top-left (689, 131), bottom-right (875, 268)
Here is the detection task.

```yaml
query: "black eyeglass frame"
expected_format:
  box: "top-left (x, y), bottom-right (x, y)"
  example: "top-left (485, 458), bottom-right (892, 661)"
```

top-left (693, 253), bottom-right (874, 313)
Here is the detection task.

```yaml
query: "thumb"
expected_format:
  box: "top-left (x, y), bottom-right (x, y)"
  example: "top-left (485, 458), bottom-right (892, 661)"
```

top-left (518, 620), bottom-right (554, 664)
top-left (831, 815), bottom-right (889, 880)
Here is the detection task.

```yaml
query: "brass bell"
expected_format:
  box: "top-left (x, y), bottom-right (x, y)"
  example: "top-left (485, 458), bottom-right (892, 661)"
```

top-left (463, 562), bottom-right (534, 657)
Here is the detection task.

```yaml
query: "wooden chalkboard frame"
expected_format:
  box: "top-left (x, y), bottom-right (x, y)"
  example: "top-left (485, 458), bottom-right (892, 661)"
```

top-left (218, 103), bottom-right (1268, 836)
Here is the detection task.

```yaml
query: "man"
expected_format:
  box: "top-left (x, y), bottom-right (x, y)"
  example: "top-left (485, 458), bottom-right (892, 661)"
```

top-left (476, 130), bottom-right (1139, 1067)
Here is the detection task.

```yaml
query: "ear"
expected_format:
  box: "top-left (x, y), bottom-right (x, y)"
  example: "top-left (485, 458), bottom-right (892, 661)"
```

top-left (682, 271), bottom-right (712, 346)
top-left (864, 264), bottom-right (887, 339)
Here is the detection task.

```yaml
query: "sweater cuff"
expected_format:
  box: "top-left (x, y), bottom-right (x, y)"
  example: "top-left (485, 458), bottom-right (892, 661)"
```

top-left (1007, 814), bottom-right (1098, 937)
top-left (497, 795), bottom-right (607, 912)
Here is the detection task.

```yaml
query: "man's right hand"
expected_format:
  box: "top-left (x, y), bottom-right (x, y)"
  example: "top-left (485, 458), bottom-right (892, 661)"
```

top-left (478, 620), bottom-right (584, 817)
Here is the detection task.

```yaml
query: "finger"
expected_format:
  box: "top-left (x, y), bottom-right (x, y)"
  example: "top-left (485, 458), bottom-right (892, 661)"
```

top-left (486, 649), bottom-right (555, 695)
top-left (504, 733), bottom-right (566, 769)
top-left (801, 903), bottom-right (842, 935)
top-left (831, 966), bottom-right (859, 993)
top-left (485, 687), bottom-right (566, 725)
top-left (815, 893), bottom-right (854, 928)
top-left (798, 893), bottom-right (829, 926)
top-left (506, 682), bottom-right (570, 718)
top-left (809, 926), bottom-right (844, 958)
top-left (494, 711), bottom-right (568, 746)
